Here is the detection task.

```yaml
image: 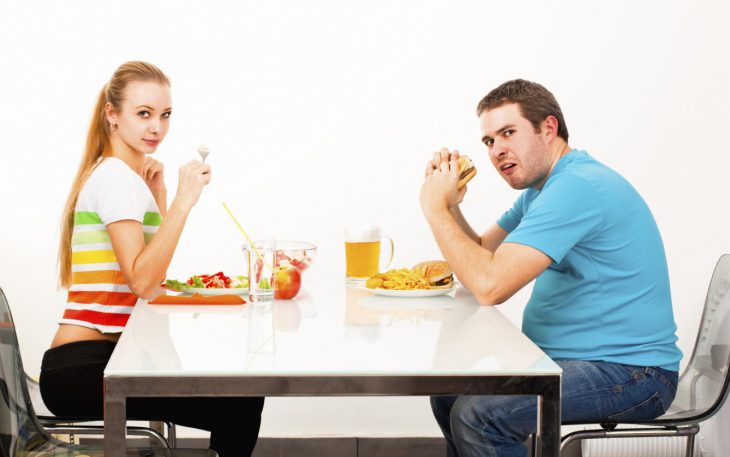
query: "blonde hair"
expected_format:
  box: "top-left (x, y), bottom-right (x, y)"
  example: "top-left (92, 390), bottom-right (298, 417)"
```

top-left (58, 61), bottom-right (170, 289)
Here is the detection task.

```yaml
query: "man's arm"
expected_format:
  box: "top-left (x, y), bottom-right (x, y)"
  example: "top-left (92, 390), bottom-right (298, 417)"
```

top-left (449, 205), bottom-right (481, 244)
top-left (426, 207), bottom-right (551, 305)
top-left (420, 154), bottom-right (551, 305)
top-left (451, 206), bottom-right (510, 252)
top-left (478, 223), bottom-right (509, 252)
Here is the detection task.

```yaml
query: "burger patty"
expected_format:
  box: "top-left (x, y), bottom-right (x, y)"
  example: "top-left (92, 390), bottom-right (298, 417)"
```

top-left (432, 276), bottom-right (453, 286)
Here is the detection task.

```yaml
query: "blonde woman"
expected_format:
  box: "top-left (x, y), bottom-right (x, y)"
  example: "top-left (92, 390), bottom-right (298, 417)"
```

top-left (39, 61), bottom-right (263, 457)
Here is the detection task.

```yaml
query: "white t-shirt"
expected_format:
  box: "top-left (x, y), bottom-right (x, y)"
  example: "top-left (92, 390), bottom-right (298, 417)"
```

top-left (61, 157), bottom-right (161, 333)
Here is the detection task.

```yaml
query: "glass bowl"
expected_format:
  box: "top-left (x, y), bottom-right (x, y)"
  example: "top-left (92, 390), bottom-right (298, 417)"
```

top-left (272, 241), bottom-right (317, 273)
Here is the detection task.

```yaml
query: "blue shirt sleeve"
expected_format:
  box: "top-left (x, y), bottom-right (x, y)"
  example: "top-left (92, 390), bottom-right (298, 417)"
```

top-left (503, 175), bottom-right (604, 263)
top-left (497, 192), bottom-right (525, 233)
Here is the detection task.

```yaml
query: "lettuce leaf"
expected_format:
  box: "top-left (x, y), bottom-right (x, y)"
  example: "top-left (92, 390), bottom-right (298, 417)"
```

top-left (188, 276), bottom-right (206, 288)
top-left (165, 279), bottom-right (190, 291)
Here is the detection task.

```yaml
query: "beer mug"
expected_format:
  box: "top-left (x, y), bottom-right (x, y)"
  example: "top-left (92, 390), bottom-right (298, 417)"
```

top-left (344, 226), bottom-right (394, 282)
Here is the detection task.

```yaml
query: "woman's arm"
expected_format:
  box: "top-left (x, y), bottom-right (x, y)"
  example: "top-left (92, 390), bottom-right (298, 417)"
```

top-left (108, 161), bottom-right (211, 299)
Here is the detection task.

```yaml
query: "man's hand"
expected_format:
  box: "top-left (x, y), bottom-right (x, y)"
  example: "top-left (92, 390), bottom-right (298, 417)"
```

top-left (420, 147), bottom-right (466, 216)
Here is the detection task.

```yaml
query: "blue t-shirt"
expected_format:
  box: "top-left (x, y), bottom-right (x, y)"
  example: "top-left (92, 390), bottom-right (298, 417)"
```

top-left (497, 149), bottom-right (682, 372)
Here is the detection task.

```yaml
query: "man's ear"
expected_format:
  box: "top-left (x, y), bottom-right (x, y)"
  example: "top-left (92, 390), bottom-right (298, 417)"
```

top-left (541, 115), bottom-right (559, 143)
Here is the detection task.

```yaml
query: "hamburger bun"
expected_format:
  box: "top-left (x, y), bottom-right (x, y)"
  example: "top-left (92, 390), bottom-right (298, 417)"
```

top-left (457, 155), bottom-right (477, 189)
top-left (412, 260), bottom-right (454, 289)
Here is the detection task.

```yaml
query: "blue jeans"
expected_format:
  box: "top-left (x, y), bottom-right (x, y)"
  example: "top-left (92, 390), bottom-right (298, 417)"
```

top-left (431, 360), bottom-right (678, 457)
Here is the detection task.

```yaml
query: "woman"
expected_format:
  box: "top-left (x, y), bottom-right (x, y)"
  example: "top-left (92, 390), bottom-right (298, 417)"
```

top-left (39, 61), bottom-right (264, 457)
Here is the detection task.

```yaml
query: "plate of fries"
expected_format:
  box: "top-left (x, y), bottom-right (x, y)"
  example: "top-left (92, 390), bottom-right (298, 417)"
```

top-left (364, 268), bottom-right (456, 297)
top-left (366, 286), bottom-right (455, 298)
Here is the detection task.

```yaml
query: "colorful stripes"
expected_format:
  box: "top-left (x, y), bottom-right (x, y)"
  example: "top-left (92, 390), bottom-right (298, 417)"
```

top-left (71, 249), bottom-right (117, 265)
top-left (72, 270), bottom-right (127, 285)
top-left (74, 211), bottom-right (103, 225)
top-left (75, 211), bottom-right (162, 227)
top-left (143, 212), bottom-right (163, 226)
top-left (67, 291), bottom-right (138, 307)
top-left (65, 209), bottom-right (161, 332)
top-left (72, 230), bottom-right (110, 244)
top-left (62, 309), bottom-right (131, 328)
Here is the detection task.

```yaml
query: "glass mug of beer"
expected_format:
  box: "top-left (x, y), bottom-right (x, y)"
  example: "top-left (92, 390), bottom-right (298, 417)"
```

top-left (344, 226), bottom-right (394, 283)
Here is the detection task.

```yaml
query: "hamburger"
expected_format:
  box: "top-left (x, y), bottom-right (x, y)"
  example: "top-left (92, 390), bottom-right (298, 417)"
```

top-left (412, 260), bottom-right (454, 289)
top-left (457, 155), bottom-right (477, 189)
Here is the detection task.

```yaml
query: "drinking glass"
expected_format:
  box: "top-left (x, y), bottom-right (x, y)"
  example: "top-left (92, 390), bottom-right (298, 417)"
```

top-left (344, 226), bottom-right (394, 283)
top-left (244, 240), bottom-right (275, 303)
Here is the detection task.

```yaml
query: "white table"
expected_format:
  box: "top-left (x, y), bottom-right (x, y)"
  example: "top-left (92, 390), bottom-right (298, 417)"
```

top-left (104, 278), bottom-right (562, 456)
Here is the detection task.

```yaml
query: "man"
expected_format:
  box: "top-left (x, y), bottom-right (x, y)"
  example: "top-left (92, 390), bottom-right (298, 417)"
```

top-left (420, 79), bottom-right (682, 457)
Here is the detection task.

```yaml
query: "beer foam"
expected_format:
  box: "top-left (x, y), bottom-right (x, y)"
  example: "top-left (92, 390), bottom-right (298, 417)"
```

top-left (345, 226), bottom-right (381, 242)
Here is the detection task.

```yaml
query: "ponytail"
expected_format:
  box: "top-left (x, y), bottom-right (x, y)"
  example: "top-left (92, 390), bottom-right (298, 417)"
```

top-left (58, 86), bottom-right (110, 288)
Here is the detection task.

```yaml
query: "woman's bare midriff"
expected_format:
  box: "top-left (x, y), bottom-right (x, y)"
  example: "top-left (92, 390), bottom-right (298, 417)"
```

top-left (51, 324), bottom-right (120, 348)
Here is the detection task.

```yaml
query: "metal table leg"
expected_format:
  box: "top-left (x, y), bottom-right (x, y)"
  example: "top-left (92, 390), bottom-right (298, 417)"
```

top-left (104, 379), bottom-right (127, 457)
top-left (536, 375), bottom-right (561, 457)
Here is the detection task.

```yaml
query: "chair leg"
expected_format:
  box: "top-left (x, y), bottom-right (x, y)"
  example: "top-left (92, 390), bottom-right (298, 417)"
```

top-left (530, 433), bottom-right (537, 457)
top-left (150, 420), bottom-right (177, 447)
top-left (686, 433), bottom-right (696, 457)
top-left (149, 420), bottom-right (165, 436)
top-left (128, 426), bottom-right (170, 448)
top-left (560, 429), bottom-right (605, 454)
top-left (44, 426), bottom-right (169, 448)
top-left (165, 421), bottom-right (177, 448)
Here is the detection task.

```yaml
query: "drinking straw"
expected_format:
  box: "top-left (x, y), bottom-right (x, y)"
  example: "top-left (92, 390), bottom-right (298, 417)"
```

top-left (222, 202), bottom-right (268, 267)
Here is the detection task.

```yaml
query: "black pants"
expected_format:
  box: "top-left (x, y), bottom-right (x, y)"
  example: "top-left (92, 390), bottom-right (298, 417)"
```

top-left (40, 340), bottom-right (264, 457)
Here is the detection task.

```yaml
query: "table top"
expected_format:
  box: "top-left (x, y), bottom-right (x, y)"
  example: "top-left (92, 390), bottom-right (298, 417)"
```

top-left (105, 274), bottom-right (560, 378)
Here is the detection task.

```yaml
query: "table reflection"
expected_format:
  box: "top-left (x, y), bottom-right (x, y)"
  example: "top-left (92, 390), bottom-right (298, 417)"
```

top-left (126, 284), bottom-right (548, 374)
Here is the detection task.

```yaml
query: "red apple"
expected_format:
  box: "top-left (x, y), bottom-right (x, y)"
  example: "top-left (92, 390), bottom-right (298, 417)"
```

top-left (273, 265), bottom-right (302, 299)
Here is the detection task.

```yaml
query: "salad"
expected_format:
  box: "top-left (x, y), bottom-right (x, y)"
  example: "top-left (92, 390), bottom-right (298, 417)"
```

top-left (276, 251), bottom-right (312, 271)
top-left (165, 272), bottom-right (248, 291)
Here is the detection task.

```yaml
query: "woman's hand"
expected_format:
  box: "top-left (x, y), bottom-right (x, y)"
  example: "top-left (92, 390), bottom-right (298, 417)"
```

top-left (143, 156), bottom-right (166, 198)
top-left (172, 160), bottom-right (212, 211)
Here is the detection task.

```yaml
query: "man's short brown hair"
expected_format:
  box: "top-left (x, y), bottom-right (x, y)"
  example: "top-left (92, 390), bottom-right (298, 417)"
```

top-left (476, 79), bottom-right (569, 142)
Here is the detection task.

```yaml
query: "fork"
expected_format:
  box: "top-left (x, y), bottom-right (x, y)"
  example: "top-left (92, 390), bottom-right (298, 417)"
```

top-left (198, 145), bottom-right (210, 163)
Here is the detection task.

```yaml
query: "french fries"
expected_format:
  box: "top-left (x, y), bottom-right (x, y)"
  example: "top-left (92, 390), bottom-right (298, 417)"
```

top-left (365, 268), bottom-right (431, 290)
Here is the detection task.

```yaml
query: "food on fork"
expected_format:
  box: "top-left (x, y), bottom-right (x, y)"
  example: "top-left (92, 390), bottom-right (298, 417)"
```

top-left (165, 272), bottom-right (248, 291)
top-left (457, 155), bottom-right (477, 189)
top-left (365, 260), bottom-right (453, 290)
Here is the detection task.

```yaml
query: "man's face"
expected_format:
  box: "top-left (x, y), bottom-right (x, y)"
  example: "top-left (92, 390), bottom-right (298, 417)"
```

top-left (479, 102), bottom-right (553, 190)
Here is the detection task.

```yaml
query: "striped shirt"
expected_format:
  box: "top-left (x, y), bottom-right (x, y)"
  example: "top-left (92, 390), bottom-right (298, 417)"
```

top-left (61, 157), bottom-right (161, 333)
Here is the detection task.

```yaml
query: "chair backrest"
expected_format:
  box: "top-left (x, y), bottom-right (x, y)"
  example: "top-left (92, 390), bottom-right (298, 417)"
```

top-left (0, 286), bottom-right (54, 455)
top-left (662, 254), bottom-right (730, 423)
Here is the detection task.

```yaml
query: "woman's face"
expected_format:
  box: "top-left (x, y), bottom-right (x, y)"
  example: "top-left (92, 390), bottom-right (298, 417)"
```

top-left (108, 81), bottom-right (172, 155)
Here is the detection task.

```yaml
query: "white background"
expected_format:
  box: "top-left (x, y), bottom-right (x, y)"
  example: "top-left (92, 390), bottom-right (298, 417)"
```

top-left (1, 0), bottom-right (729, 445)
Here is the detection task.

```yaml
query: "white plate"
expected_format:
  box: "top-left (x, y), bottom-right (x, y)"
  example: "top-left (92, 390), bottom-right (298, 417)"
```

top-left (364, 286), bottom-right (455, 297)
top-left (179, 287), bottom-right (248, 296)
top-left (359, 294), bottom-right (460, 310)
